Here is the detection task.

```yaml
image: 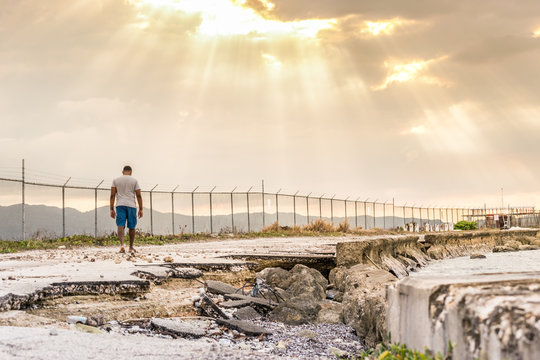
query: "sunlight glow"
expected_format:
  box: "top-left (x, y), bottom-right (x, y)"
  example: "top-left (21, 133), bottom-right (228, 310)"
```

top-left (363, 21), bottom-right (395, 36)
top-left (128, 0), bottom-right (336, 38)
top-left (402, 125), bottom-right (427, 135)
top-left (374, 56), bottom-right (448, 90)
top-left (361, 19), bottom-right (411, 36)
top-left (533, 27), bottom-right (540, 37)
top-left (261, 53), bottom-right (282, 69)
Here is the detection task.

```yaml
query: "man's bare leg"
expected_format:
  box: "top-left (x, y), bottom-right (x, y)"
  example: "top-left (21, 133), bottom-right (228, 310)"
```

top-left (118, 226), bottom-right (125, 252)
top-left (128, 229), bottom-right (136, 252)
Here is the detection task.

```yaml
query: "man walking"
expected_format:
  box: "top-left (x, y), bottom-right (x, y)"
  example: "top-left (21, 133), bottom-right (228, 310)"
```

top-left (110, 165), bottom-right (143, 253)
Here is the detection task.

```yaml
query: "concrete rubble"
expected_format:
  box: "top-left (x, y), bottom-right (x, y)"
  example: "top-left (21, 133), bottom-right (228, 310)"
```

top-left (1, 229), bottom-right (538, 359)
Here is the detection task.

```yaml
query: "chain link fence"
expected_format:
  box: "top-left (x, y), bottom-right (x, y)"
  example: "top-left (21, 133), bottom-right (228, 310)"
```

top-left (0, 162), bottom-right (538, 240)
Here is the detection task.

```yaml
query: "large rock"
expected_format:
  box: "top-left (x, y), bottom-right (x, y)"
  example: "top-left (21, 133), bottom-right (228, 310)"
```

top-left (265, 265), bottom-right (330, 325)
top-left (285, 264), bottom-right (328, 300)
top-left (269, 297), bottom-right (322, 325)
top-left (316, 300), bottom-right (344, 324)
top-left (335, 264), bottom-right (396, 347)
top-left (256, 267), bottom-right (292, 289)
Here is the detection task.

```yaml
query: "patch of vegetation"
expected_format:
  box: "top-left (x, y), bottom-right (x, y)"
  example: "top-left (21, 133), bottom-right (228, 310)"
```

top-left (357, 341), bottom-right (453, 360)
top-left (0, 220), bottom-right (401, 254)
top-left (453, 220), bottom-right (477, 230)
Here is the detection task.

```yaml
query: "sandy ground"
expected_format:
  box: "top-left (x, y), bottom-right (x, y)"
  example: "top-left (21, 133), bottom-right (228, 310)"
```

top-left (0, 325), bottom-right (290, 360)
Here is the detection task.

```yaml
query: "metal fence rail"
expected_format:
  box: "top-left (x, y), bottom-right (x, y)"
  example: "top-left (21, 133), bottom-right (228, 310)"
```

top-left (0, 161), bottom-right (537, 240)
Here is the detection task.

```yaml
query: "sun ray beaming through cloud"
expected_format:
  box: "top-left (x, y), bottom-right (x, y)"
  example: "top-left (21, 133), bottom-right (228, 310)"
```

top-left (127, 0), bottom-right (336, 38)
top-left (373, 56), bottom-right (448, 90)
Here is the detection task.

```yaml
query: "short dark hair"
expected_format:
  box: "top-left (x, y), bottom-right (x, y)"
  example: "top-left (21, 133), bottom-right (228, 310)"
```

top-left (123, 165), bottom-right (132, 172)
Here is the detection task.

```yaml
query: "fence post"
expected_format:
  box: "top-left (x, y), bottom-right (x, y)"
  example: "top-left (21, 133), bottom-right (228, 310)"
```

top-left (331, 195), bottom-right (336, 224)
top-left (354, 197), bottom-right (359, 229)
top-left (276, 189), bottom-right (281, 225)
top-left (392, 198), bottom-right (395, 230)
top-left (21, 159), bottom-right (25, 241)
top-left (150, 184), bottom-right (158, 236)
top-left (419, 206), bottom-right (423, 231)
top-left (319, 194), bottom-right (324, 220)
top-left (383, 201), bottom-right (387, 230)
top-left (403, 203), bottom-right (407, 229)
top-left (171, 185), bottom-right (179, 236)
top-left (247, 186), bottom-right (252, 233)
top-left (373, 200), bottom-right (377, 229)
top-left (364, 199), bottom-right (369, 229)
top-left (62, 177), bottom-right (71, 238)
top-left (344, 197), bottom-right (349, 223)
top-left (306, 192), bottom-right (311, 224)
top-left (412, 205), bottom-right (416, 231)
top-left (209, 186), bottom-right (216, 234)
top-left (231, 187), bottom-right (236, 233)
top-left (191, 186), bottom-right (198, 234)
top-left (95, 180), bottom-right (104, 238)
top-left (293, 191), bottom-right (299, 226)
top-left (261, 180), bottom-right (265, 229)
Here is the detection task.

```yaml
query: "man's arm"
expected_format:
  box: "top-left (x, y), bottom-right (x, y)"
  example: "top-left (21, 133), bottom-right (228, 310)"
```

top-left (136, 189), bottom-right (143, 218)
top-left (110, 187), bottom-right (117, 219)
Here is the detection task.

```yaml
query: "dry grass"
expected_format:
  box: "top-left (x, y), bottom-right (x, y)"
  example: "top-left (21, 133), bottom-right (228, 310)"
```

top-left (304, 219), bottom-right (336, 232)
top-left (336, 219), bottom-right (350, 232)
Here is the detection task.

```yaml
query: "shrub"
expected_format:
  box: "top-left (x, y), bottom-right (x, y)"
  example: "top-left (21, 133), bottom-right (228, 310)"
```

top-left (261, 221), bottom-right (281, 233)
top-left (303, 219), bottom-right (336, 232)
top-left (358, 341), bottom-right (453, 360)
top-left (454, 221), bottom-right (477, 230)
top-left (336, 219), bottom-right (350, 232)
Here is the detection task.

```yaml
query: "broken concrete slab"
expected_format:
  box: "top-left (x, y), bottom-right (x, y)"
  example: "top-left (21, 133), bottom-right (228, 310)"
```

top-left (169, 268), bottom-right (203, 279)
top-left (215, 318), bottom-right (272, 336)
top-left (223, 294), bottom-right (278, 308)
top-left (131, 268), bottom-right (172, 284)
top-left (205, 280), bottom-right (238, 295)
top-left (0, 280), bottom-right (151, 312)
top-left (151, 318), bottom-right (206, 338)
top-left (220, 300), bottom-right (251, 309)
top-left (233, 307), bottom-right (262, 321)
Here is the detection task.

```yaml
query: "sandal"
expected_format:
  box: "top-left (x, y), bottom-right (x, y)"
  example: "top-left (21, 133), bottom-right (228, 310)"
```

top-left (129, 248), bottom-right (137, 254)
top-left (119, 246), bottom-right (125, 253)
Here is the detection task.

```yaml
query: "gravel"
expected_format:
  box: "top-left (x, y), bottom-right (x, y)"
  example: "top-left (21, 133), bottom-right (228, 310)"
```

top-left (103, 317), bottom-right (364, 359)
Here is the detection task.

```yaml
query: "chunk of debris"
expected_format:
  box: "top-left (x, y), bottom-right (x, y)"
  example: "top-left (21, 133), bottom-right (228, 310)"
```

top-left (163, 256), bottom-right (174, 263)
top-left (215, 318), bottom-right (272, 336)
top-left (220, 300), bottom-right (251, 309)
top-left (199, 295), bottom-right (230, 319)
top-left (205, 280), bottom-right (238, 295)
top-left (470, 254), bottom-right (487, 259)
top-left (234, 306), bottom-right (262, 321)
top-left (223, 294), bottom-right (278, 308)
top-left (151, 318), bottom-right (205, 338)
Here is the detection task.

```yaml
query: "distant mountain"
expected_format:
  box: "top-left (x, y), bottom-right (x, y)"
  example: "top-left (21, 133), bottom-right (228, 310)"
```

top-left (0, 204), bottom-right (434, 240)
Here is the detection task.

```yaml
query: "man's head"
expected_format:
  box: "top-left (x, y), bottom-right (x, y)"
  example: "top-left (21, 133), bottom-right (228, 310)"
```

top-left (122, 165), bottom-right (132, 175)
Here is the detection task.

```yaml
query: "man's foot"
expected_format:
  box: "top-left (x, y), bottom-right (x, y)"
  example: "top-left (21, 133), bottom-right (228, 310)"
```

top-left (119, 246), bottom-right (125, 253)
top-left (129, 247), bottom-right (136, 254)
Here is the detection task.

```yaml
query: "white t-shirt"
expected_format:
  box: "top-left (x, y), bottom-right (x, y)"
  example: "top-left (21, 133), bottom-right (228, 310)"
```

top-left (112, 175), bottom-right (141, 209)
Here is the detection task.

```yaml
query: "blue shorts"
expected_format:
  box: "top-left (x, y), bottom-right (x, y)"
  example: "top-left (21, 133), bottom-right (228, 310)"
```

top-left (116, 206), bottom-right (137, 229)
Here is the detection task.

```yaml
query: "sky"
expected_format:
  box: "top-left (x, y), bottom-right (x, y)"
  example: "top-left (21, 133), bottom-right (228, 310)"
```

top-left (1, 0), bottom-right (540, 209)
